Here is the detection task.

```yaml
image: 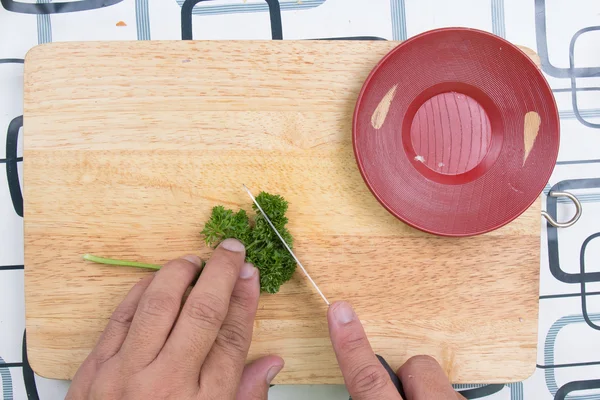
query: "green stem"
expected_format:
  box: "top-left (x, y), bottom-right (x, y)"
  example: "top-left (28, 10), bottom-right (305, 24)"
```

top-left (83, 254), bottom-right (162, 270)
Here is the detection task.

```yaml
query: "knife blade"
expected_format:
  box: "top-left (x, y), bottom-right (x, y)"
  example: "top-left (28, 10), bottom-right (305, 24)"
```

top-left (242, 185), bottom-right (330, 306)
top-left (243, 185), bottom-right (406, 398)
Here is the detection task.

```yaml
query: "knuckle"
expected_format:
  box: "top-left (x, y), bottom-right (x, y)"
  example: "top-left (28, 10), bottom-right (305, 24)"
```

top-left (139, 292), bottom-right (180, 318)
top-left (215, 319), bottom-right (250, 357)
top-left (338, 330), bottom-right (369, 355)
top-left (229, 287), bottom-right (256, 311)
top-left (184, 293), bottom-right (227, 329)
top-left (347, 363), bottom-right (389, 397)
top-left (92, 351), bottom-right (112, 366)
top-left (109, 304), bottom-right (137, 326)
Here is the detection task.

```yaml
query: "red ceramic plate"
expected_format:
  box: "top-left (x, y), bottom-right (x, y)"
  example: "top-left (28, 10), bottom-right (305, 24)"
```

top-left (353, 28), bottom-right (559, 236)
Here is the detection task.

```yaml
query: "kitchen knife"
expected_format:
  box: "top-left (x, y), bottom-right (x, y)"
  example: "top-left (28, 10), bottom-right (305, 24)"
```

top-left (242, 185), bottom-right (405, 398)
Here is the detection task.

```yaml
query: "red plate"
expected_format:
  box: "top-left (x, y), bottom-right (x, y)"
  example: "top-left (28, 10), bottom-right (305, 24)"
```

top-left (353, 28), bottom-right (559, 236)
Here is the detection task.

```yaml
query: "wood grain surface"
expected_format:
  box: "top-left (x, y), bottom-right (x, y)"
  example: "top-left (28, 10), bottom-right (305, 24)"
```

top-left (24, 41), bottom-right (542, 384)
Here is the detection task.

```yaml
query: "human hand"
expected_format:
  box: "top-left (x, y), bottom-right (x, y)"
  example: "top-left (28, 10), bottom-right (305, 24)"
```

top-left (328, 301), bottom-right (464, 400)
top-left (67, 239), bottom-right (283, 400)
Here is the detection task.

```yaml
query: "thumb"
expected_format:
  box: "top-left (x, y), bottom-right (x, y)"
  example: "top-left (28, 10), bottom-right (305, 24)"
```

top-left (328, 301), bottom-right (400, 400)
top-left (236, 355), bottom-right (284, 400)
top-left (397, 356), bottom-right (462, 400)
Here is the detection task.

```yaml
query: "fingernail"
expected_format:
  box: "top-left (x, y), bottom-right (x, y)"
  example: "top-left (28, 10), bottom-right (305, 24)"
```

top-left (240, 262), bottom-right (256, 279)
top-left (266, 364), bottom-right (284, 384)
top-left (182, 255), bottom-right (202, 267)
top-left (332, 301), bottom-right (356, 325)
top-left (220, 238), bottom-right (245, 253)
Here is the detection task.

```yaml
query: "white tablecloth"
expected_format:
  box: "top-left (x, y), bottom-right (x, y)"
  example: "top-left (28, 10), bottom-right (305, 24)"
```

top-left (1, 1), bottom-right (599, 398)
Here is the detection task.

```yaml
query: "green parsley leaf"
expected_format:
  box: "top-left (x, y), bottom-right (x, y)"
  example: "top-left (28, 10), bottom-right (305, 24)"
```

top-left (201, 192), bottom-right (296, 294)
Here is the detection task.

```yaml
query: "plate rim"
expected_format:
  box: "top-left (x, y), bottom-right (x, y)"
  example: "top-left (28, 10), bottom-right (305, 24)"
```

top-left (352, 27), bottom-right (559, 237)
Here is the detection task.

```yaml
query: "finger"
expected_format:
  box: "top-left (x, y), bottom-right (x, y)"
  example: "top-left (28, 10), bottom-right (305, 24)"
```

top-left (93, 275), bottom-right (154, 363)
top-left (200, 262), bottom-right (260, 397)
top-left (118, 255), bottom-right (203, 370)
top-left (327, 301), bottom-right (400, 400)
top-left (68, 275), bottom-right (154, 399)
top-left (235, 356), bottom-right (284, 400)
top-left (397, 355), bottom-right (459, 400)
top-left (159, 239), bottom-right (246, 378)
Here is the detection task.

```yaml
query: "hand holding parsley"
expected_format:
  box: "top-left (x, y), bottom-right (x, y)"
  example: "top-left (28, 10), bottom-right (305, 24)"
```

top-left (201, 192), bottom-right (296, 294)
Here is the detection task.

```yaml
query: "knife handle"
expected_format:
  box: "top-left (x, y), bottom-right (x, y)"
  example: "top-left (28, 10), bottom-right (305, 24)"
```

top-left (376, 355), bottom-right (406, 399)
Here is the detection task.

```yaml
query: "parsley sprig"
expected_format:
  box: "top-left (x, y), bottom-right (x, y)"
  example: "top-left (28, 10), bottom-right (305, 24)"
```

top-left (201, 192), bottom-right (296, 294)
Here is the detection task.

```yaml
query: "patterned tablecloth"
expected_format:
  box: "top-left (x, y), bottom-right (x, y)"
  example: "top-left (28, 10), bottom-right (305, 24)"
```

top-left (1, 1), bottom-right (599, 399)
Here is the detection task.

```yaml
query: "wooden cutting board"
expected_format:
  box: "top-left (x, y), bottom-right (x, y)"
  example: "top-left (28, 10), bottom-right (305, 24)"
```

top-left (24, 41), bottom-right (542, 384)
